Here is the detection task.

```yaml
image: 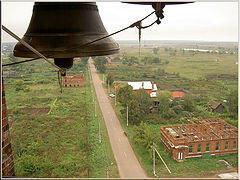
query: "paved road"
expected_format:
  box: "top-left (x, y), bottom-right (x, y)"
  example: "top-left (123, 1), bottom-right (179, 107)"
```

top-left (89, 58), bottom-right (148, 179)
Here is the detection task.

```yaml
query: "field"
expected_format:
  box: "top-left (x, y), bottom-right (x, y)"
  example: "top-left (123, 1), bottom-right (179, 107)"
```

top-left (3, 57), bottom-right (119, 178)
top-left (103, 41), bottom-right (238, 178)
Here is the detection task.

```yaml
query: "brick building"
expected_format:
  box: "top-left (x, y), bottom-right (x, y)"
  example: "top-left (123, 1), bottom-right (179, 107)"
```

top-left (63, 74), bottom-right (84, 87)
top-left (160, 119), bottom-right (238, 162)
top-left (2, 79), bottom-right (15, 177)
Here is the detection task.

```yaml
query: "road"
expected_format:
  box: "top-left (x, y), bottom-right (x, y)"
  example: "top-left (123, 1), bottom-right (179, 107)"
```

top-left (89, 58), bottom-right (148, 178)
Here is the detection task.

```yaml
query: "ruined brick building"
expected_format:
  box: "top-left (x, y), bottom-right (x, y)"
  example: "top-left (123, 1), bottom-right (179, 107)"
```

top-left (160, 119), bottom-right (238, 161)
top-left (63, 74), bottom-right (84, 87)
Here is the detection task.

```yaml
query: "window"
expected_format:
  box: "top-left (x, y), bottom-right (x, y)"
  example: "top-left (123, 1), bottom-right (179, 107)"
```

top-left (197, 144), bottom-right (202, 152)
top-left (189, 145), bottom-right (193, 153)
top-left (206, 143), bottom-right (210, 152)
top-left (215, 142), bottom-right (220, 151)
top-left (233, 141), bottom-right (237, 149)
top-left (178, 152), bottom-right (183, 160)
top-left (225, 141), bottom-right (229, 150)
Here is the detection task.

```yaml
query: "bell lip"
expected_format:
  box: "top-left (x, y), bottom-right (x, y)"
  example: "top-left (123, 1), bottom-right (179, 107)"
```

top-left (13, 49), bottom-right (120, 59)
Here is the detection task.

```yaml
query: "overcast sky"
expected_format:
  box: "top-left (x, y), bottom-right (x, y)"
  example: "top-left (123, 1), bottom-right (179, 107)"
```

top-left (2, 1), bottom-right (239, 42)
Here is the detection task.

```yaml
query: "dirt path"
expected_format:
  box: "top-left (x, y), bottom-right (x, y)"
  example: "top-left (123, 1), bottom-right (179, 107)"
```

top-left (89, 58), bottom-right (148, 178)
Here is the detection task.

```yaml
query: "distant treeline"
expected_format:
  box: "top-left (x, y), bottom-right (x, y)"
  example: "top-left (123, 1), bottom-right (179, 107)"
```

top-left (116, 40), bottom-right (238, 45)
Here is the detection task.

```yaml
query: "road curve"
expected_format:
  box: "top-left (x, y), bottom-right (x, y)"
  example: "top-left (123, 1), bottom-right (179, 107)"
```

top-left (89, 58), bottom-right (148, 179)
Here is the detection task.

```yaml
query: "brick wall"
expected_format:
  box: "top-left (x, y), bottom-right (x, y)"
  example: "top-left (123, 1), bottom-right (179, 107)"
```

top-left (2, 78), bottom-right (15, 177)
top-left (63, 74), bottom-right (85, 87)
top-left (160, 119), bottom-right (238, 162)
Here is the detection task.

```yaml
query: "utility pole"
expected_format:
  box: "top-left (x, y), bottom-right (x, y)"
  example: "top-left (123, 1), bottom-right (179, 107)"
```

top-left (98, 117), bottom-right (101, 143)
top-left (152, 142), bottom-right (172, 175)
top-left (95, 99), bottom-right (97, 117)
top-left (115, 91), bottom-right (117, 106)
top-left (153, 143), bottom-right (156, 177)
top-left (126, 105), bottom-right (128, 126)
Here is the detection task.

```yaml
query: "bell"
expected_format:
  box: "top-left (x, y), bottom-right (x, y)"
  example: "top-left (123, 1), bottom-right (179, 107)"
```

top-left (13, 2), bottom-right (119, 69)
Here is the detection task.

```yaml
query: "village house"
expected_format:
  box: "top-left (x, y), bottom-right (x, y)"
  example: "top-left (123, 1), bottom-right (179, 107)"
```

top-left (172, 91), bottom-right (183, 98)
top-left (160, 118), bottom-right (238, 162)
top-left (63, 74), bottom-right (84, 87)
top-left (128, 81), bottom-right (158, 98)
top-left (207, 101), bottom-right (225, 113)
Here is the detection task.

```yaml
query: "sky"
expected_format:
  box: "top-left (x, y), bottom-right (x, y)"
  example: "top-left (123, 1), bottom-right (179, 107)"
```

top-left (1, 0), bottom-right (239, 42)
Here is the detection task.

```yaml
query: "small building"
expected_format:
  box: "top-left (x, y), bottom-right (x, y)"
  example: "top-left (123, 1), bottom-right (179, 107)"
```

top-left (63, 74), bottom-right (84, 87)
top-left (160, 119), bottom-right (238, 162)
top-left (207, 101), bottom-right (225, 113)
top-left (128, 81), bottom-right (158, 98)
top-left (172, 91), bottom-right (183, 98)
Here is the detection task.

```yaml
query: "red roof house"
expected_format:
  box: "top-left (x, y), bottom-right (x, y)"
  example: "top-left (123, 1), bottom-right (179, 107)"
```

top-left (172, 91), bottom-right (183, 98)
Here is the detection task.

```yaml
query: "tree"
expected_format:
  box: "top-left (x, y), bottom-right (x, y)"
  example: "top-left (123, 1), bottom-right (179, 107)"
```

top-left (153, 48), bottom-right (159, 55)
top-left (117, 85), bottom-right (143, 125)
top-left (182, 94), bottom-right (196, 112)
top-left (133, 122), bottom-right (158, 152)
top-left (141, 56), bottom-right (150, 65)
top-left (226, 90), bottom-right (238, 119)
top-left (121, 98), bottom-right (142, 125)
top-left (106, 73), bottom-right (114, 86)
top-left (112, 57), bottom-right (120, 62)
top-left (122, 56), bottom-right (138, 66)
top-left (117, 85), bottom-right (136, 106)
top-left (80, 57), bottom-right (89, 65)
top-left (93, 56), bottom-right (107, 73)
top-left (157, 91), bottom-right (172, 118)
top-left (136, 88), bottom-right (153, 114)
top-left (152, 57), bottom-right (161, 64)
top-left (155, 68), bottom-right (166, 76)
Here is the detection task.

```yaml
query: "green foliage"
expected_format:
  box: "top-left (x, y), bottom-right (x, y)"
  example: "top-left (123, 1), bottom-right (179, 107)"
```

top-left (112, 57), bottom-right (120, 62)
top-left (137, 88), bottom-right (153, 114)
top-left (106, 72), bottom-right (114, 86)
top-left (141, 56), bottom-right (161, 64)
top-left (94, 56), bottom-right (107, 73)
top-left (157, 91), bottom-right (172, 118)
top-left (155, 68), bottom-right (166, 76)
top-left (133, 122), bottom-right (158, 152)
top-left (121, 98), bottom-right (142, 125)
top-left (116, 85), bottom-right (135, 106)
top-left (122, 56), bottom-right (138, 66)
top-left (182, 94), bottom-right (196, 112)
top-left (80, 57), bottom-right (89, 65)
top-left (15, 80), bottom-right (30, 92)
top-left (226, 90), bottom-right (238, 119)
top-left (153, 48), bottom-right (159, 55)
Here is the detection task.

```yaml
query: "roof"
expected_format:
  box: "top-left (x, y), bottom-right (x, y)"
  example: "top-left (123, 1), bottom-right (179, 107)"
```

top-left (172, 91), bottom-right (183, 98)
top-left (114, 85), bottom-right (124, 92)
top-left (128, 81), bottom-right (157, 91)
top-left (207, 101), bottom-right (222, 109)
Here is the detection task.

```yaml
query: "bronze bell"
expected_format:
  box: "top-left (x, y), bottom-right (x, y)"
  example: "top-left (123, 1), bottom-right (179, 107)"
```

top-left (13, 2), bottom-right (119, 69)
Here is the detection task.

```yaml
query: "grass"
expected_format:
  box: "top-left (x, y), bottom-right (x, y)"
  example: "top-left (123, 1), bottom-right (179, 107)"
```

top-left (103, 42), bottom-right (238, 178)
top-left (112, 103), bottom-right (238, 178)
top-left (8, 85), bottom-right (89, 178)
top-left (86, 68), bottom-right (119, 178)
top-left (4, 59), bottom-right (119, 178)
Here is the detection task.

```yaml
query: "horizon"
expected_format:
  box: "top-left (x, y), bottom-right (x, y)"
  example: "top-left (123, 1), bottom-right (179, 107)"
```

top-left (2, 39), bottom-right (238, 44)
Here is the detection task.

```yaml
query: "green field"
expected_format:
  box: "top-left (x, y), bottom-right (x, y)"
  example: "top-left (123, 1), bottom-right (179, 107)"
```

top-left (3, 57), bottom-right (119, 178)
top-left (103, 41), bottom-right (238, 178)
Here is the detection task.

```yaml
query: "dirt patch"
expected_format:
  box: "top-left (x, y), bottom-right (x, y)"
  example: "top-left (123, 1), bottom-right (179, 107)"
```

top-left (8, 107), bottom-right (50, 115)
